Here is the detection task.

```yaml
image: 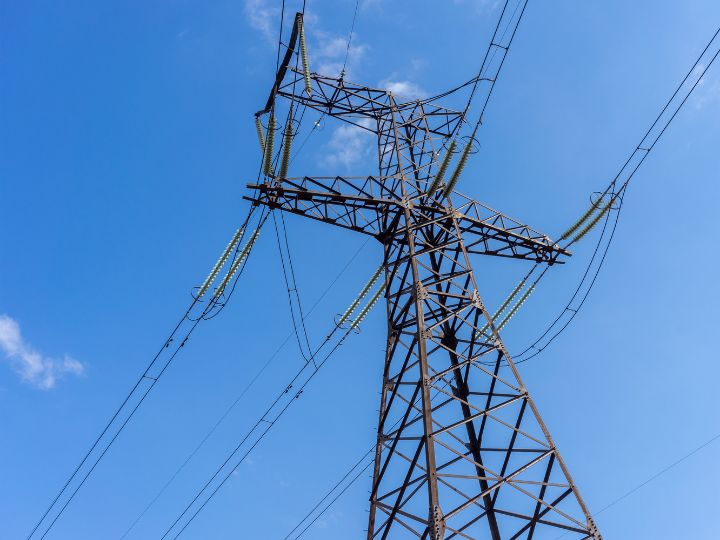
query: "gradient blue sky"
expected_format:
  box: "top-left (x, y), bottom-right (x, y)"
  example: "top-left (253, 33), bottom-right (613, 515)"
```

top-left (1, 1), bottom-right (719, 539)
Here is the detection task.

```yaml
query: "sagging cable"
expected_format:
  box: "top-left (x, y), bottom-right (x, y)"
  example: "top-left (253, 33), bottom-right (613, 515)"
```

top-left (337, 265), bottom-right (384, 327)
top-left (428, 140), bottom-right (457, 194)
top-left (278, 112), bottom-right (294, 180)
top-left (197, 228), bottom-right (244, 299)
top-left (573, 196), bottom-right (617, 243)
top-left (255, 116), bottom-right (266, 155)
top-left (263, 113), bottom-right (277, 177)
top-left (213, 229), bottom-right (260, 299)
top-left (351, 284), bottom-right (387, 329)
top-left (297, 14), bottom-right (312, 97)
top-left (443, 126), bottom-right (479, 197)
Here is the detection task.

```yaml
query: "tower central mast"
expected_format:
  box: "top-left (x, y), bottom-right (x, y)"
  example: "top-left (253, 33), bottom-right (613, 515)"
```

top-left (248, 12), bottom-right (601, 539)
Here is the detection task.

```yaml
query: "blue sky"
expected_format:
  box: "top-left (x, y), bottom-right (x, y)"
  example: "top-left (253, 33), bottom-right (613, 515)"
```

top-left (1, 1), bottom-right (719, 538)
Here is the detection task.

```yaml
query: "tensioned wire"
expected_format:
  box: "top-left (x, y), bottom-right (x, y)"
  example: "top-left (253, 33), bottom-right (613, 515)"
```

top-left (158, 305), bottom-right (372, 539)
top-left (28, 1), bottom-right (314, 532)
top-left (510, 24), bottom-right (720, 364)
top-left (25, 206), bottom-right (264, 540)
top-left (284, 372), bottom-right (461, 540)
top-left (275, 21), bottom-right (720, 534)
top-left (154, 2), bottom-right (382, 536)
top-left (117, 237), bottom-right (371, 539)
top-left (27, 0), bottom-right (354, 536)
top-left (460, 23), bottom-right (720, 366)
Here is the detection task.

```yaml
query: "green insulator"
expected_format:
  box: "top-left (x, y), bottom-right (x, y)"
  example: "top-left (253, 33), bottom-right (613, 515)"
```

top-left (496, 285), bottom-right (535, 332)
top-left (278, 115), bottom-right (294, 180)
top-left (492, 280), bottom-right (525, 321)
top-left (572, 196), bottom-right (616, 243)
top-left (255, 116), bottom-right (266, 155)
top-left (197, 228), bottom-right (244, 299)
top-left (298, 15), bottom-right (312, 97)
top-left (213, 229), bottom-right (260, 299)
top-left (263, 114), bottom-right (276, 177)
top-left (338, 265), bottom-right (384, 326)
top-left (443, 137), bottom-right (473, 197)
top-left (351, 284), bottom-right (386, 329)
top-left (428, 140), bottom-right (457, 194)
top-left (475, 279), bottom-right (526, 340)
top-left (560, 199), bottom-right (603, 241)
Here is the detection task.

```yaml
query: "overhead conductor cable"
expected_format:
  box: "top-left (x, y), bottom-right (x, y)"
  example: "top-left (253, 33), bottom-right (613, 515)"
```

top-left (197, 228), bottom-right (244, 299)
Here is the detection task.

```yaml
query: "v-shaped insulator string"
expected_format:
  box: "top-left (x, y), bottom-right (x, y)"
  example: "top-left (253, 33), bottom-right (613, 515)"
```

top-left (337, 264), bottom-right (384, 327)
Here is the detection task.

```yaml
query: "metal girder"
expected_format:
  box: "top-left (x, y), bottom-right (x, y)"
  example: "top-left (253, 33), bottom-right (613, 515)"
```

top-left (249, 23), bottom-right (601, 538)
top-left (246, 176), bottom-right (567, 263)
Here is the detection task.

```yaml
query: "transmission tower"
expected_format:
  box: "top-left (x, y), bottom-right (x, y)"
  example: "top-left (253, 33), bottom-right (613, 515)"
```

top-left (248, 12), bottom-right (601, 540)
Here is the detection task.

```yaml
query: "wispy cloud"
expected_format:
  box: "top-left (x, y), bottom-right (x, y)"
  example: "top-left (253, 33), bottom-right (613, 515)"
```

top-left (379, 78), bottom-right (427, 100)
top-left (452, 0), bottom-right (502, 14)
top-left (244, 0), bottom-right (281, 41)
top-left (312, 31), bottom-right (368, 79)
top-left (0, 314), bottom-right (84, 389)
top-left (243, 2), bottom-right (368, 78)
top-left (321, 118), bottom-right (374, 170)
top-left (691, 64), bottom-right (720, 110)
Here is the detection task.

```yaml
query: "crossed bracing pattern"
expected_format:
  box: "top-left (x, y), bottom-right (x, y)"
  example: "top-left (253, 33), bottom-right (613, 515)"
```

top-left (251, 64), bottom-right (600, 539)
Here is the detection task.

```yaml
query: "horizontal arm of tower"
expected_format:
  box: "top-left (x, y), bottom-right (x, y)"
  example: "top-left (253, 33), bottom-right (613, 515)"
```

top-left (245, 177), bottom-right (568, 262)
top-left (274, 70), bottom-right (464, 138)
top-left (453, 200), bottom-right (570, 263)
top-left (387, 199), bottom-right (570, 263)
top-left (245, 176), bottom-right (397, 237)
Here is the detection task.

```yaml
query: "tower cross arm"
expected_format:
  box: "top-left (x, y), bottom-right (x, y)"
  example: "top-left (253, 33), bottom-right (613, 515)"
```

top-left (246, 177), bottom-right (570, 264)
top-left (270, 70), bottom-right (463, 138)
top-left (444, 195), bottom-right (570, 264)
top-left (244, 175), bottom-right (397, 237)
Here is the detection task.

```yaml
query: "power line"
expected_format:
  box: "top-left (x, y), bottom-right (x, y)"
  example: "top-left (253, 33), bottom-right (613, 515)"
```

top-left (159, 321), bottom-right (360, 539)
top-left (117, 237), bottom-right (371, 538)
top-left (292, 457), bottom-right (374, 539)
top-left (510, 23), bottom-right (720, 364)
top-left (553, 432), bottom-right (720, 539)
top-left (26, 210), bottom-right (263, 540)
top-left (272, 209), bottom-right (315, 362)
top-left (282, 371), bottom-right (463, 539)
top-left (341, 0), bottom-right (361, 77)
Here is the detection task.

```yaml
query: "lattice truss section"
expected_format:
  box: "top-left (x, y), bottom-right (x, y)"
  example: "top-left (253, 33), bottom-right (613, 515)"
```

top-left (249, 45), bottom-right (600, 540)
top-left (369, 210), bottom-right (599, 539)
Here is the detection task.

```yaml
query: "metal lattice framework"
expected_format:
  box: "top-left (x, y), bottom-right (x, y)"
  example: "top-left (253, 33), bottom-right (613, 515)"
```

top-left (247, 12), bottom-right (602, 540)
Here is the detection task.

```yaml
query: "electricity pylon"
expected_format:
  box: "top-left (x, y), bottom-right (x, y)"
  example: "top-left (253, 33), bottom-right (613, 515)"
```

top-left (247, 13), bottom-right (601, 540)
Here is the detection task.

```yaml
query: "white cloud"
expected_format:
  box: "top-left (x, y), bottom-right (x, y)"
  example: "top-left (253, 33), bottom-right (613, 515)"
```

top-left (321, 118), bottom-right (374, 170)
top-left (379, 79), bottom-right (427, 100)
top-left (691, 64), bottom-right (720, 110)
top-left (244, 0), bottom-right (281, 41)
top-left (312, 31), bottom-right (367, 79)
top-left (452, 0), bottom-right (502, 14)
top-left (244, 2), bottom-right (367, 79)
top-left (0, 314), bottom-right (84, 390)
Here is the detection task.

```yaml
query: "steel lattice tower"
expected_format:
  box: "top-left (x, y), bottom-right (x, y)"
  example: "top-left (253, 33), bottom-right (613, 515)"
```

top-left (248, 13), bottom-right (601, 540)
